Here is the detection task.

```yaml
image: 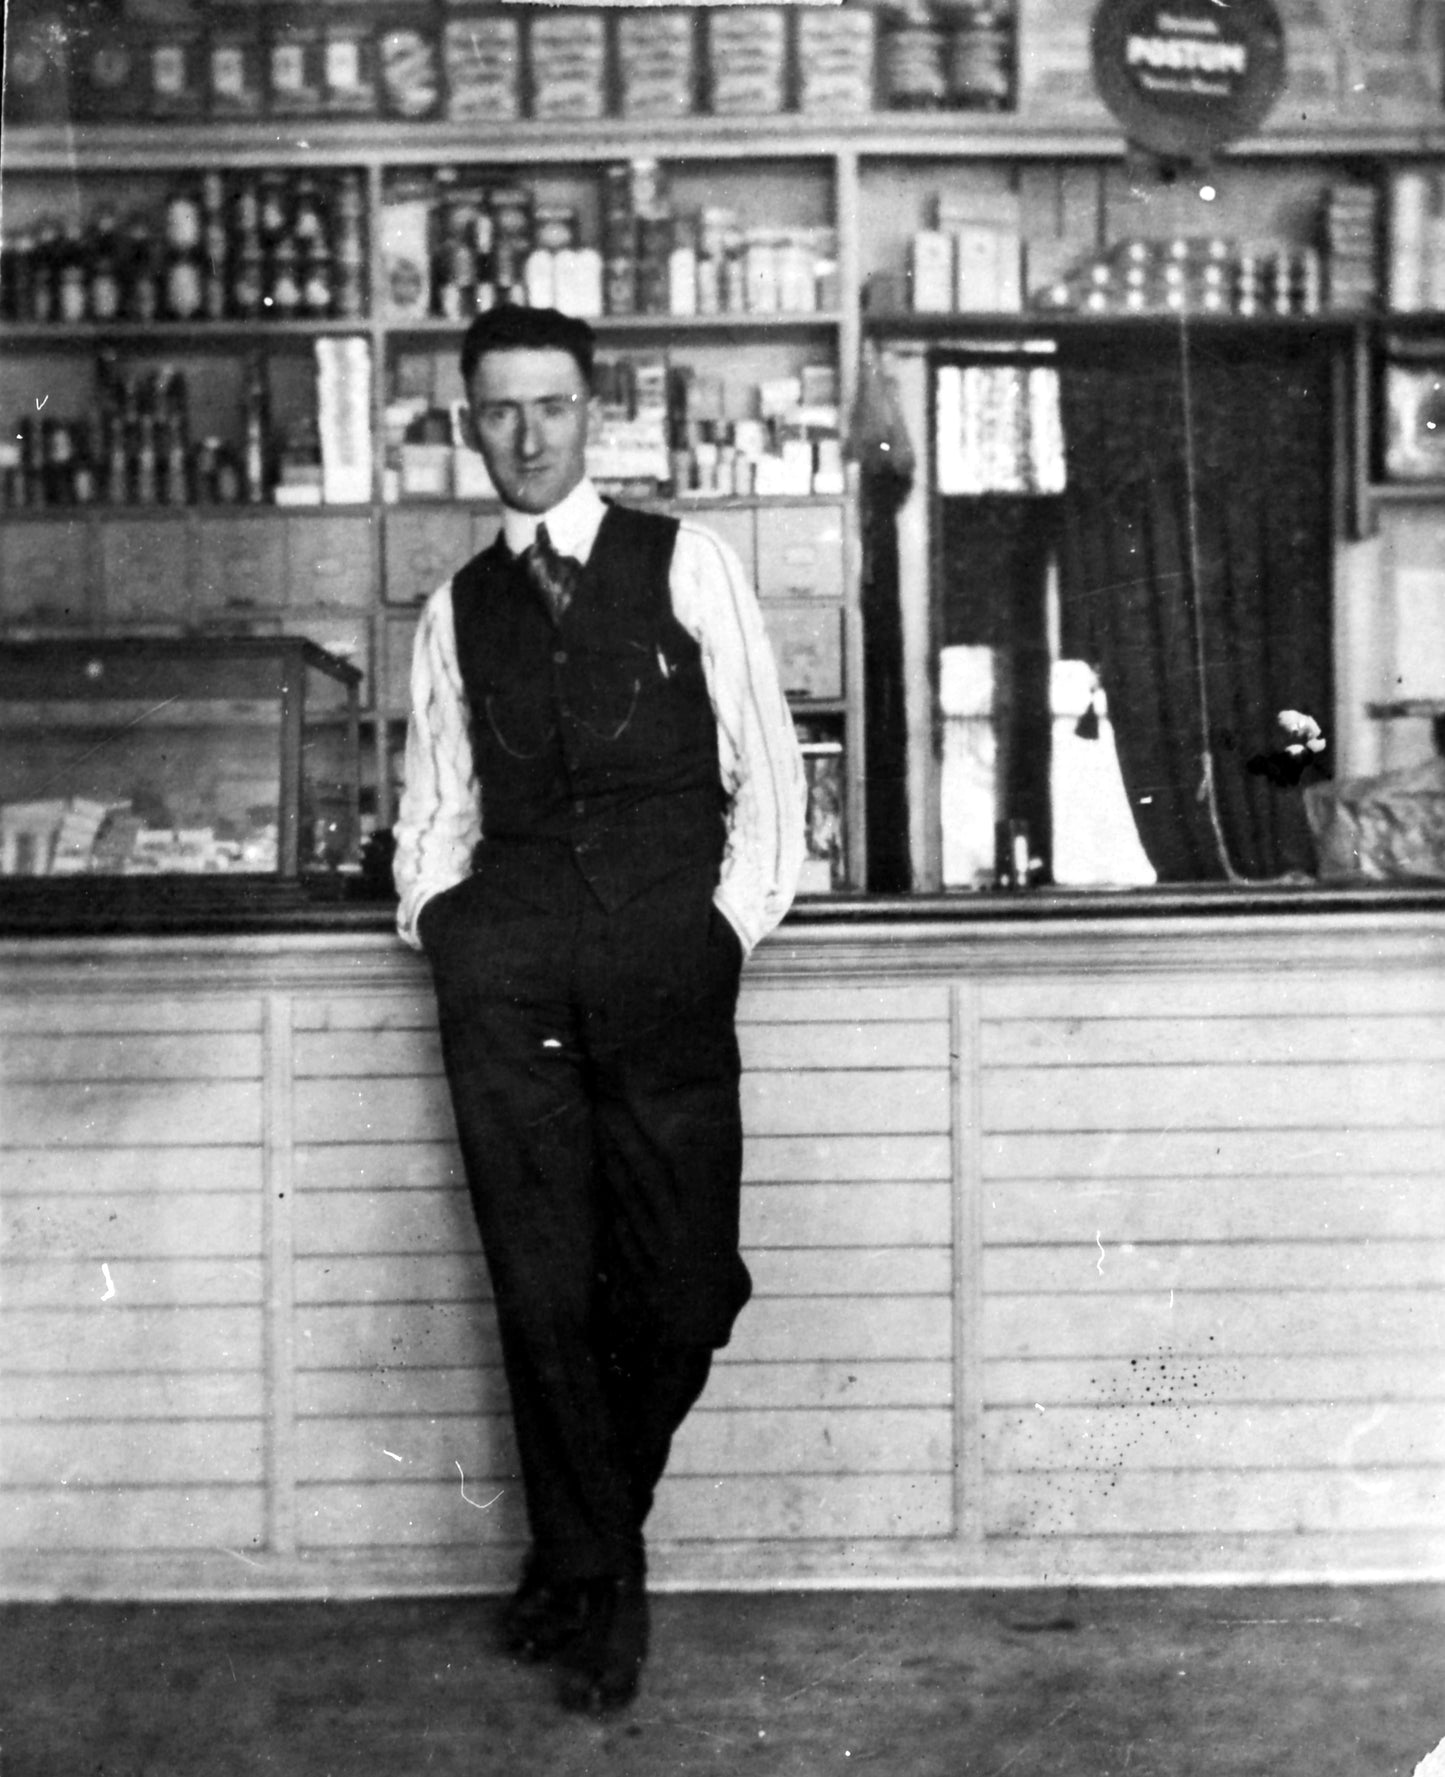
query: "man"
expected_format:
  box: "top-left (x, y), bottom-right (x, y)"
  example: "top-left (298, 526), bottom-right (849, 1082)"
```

top-left (393, 306), bottom-right (806, 1715)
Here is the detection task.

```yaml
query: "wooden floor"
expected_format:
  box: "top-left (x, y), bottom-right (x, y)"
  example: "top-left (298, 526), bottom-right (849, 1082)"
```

top-left (4, 1583), bottom-right (1442, 1777)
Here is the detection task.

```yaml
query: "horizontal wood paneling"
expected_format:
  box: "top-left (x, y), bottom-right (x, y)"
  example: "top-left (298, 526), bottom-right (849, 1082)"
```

top-left (743, 986), bottom-right (953, 1024)
top-left (5, 1307), bottom-right (263, 1373)
top-left (2, 1081), bottom-right (263, 1148)
top-left (0, 1033), bottom-right (263, 1082)
top-left (0, 996), bottom-right (263, 1036)
top-left (983, 1062), bottom-right (1445, 1133)
top-left (746, 1134), bottom-right (953, 1183)
top-left (297, 1416), bottom-right (517, 1484)
top-left (984, 1014), bottom-right (1445, 1068)
top-left (295, 1359), bottom-right (954, 1419)
top-left (984, 1353), bottom-right (1445, 1408)
top-left (985, 1128), bottom-right (1445, 1180)
top-left (741, 1021), bottom-right (952, 1071)
top-left (2, 1194), bottom-right (261, 1261)
top-left (745, 1069), bottom-right (952, 1136)
top-left (2, 1421), bottom-right (266, 1487)
top-left (1, 1488), bottom-right (266, 1551)
top-left (983, 1241), bottom-right (1445, 1293)
top-left (3, 1148), bottom-right (263, 1195)
top-left (1, 1259), bottom-right (265, 1308)
top-left (985, 1178), bottom-right (1445, 1243)
top-left (986, 1468), bottom-right (1445, 1539)
top-left (294, 1471), bottom-right (954, 1548)
top-left (291, 1245), bottom-right (951, 1305)
top-left (651, 1473), bottom-right (954, 1542)
top-left (294, 1188), bottom-right (478, 1258)
top-left (670, 1407), bottom-right (952, 1476)
top-left (983, 1403), bottom-right (1445, 1472)
top-left (295, 1142), bottom-right (463, 1191)
top-left (4, 1374), bottom-right (264, 1420)
top-left (985, 971), bottom-right (1445, 1023)
top-left (744, 1182), bottom-right (951, 1246)
top-left (983, 1291), bottom-right (1445, 1358)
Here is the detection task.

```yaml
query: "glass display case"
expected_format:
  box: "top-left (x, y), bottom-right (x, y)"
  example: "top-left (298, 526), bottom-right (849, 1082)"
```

top-left (0, 637), bottom-right (362, 884)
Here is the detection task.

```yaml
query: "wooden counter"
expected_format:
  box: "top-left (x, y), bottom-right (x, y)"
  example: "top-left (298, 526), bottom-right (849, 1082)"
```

top-left (3, 905), bottom-right (1443, 1599)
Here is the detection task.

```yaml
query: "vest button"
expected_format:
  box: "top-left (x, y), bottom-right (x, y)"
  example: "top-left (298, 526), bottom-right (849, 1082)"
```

top-left (553, 650), bottom-right (567, 666)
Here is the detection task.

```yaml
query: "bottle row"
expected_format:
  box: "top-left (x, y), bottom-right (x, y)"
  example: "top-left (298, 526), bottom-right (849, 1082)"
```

top-left (880, 182), bottom-right (1385, 318)
top-left (382, 163), bottom-right (838, 324)
top-left (1, 171), bottom-right (367, 328)
top-left (8, 0), bottom-right (1012, 128)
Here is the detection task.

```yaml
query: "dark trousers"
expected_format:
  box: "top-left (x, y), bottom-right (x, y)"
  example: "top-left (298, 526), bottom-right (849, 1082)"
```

top-left (423, 843), bottom-right (751, 1581)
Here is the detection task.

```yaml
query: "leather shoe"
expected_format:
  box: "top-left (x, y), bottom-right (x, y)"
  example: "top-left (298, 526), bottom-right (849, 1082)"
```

top-left (500, 1557), bottom-right (590, 1663)
top-left (556, 1574), bottom-right (649, 1714)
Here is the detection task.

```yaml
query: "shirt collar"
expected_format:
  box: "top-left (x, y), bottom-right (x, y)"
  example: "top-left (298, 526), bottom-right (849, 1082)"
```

top-left (500, 479), bottom-right (606, 564)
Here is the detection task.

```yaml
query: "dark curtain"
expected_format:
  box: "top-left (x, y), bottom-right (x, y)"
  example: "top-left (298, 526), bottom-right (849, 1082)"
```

top-left (1056, 335), bottom-right (1334, 881)
top-left (860, 470), bottom-right (914, 892)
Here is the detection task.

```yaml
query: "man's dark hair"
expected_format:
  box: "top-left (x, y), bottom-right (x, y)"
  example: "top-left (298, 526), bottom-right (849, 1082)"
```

top-left (460, 306), bottom-right (597, 389)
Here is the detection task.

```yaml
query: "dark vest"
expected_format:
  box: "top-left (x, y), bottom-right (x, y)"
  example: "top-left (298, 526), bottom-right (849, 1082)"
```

top-left (450, 502), bottom-right (727, 909)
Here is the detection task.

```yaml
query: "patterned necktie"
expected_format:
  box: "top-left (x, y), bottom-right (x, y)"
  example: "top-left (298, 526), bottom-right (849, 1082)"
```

top-left (522, 523), bottom-right (582, 626)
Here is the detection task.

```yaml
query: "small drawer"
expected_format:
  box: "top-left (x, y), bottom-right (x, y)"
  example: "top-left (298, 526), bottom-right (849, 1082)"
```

top-left (0, 519), bottom-right (91, 625)
top-left (286, 515), bottom-right (375, 610)
top-left (195, 516), bottom-right (287, 612)
top-left (99, 517), bottom-right (194, 623)
top-left (384, 508), bottom-right (474, 604)
top-left (762, 602), bottom-right (843, 701)
top-left (755, 503), bottom-right (845, 600)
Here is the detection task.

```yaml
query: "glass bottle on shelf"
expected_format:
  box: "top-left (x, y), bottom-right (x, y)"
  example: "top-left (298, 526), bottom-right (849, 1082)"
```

top-left (124, 221), bottom-right (163, 323)
top-left (164, 186), bottom-right (205, 323)
top-left (30, 218), bottom-right (62, 323)
top-left (242, 357), bottom-right (270, 502)
top-left (201, 174), bottom-right (229, 321)
top-left (302, 235), bottom-right (334, 318)
top-left (334, 171), bottom-right (367, 318)
top-left (88, 210), bottom-right (123, 323)
top-left (267, 234), bottom-right (302, 321)
top-left (4, 229), bottom-right (36, 322)
top-left (57, 220), bottom-right (89, 324)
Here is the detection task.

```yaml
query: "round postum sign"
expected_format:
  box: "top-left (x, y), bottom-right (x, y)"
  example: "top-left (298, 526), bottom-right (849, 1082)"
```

top-left (1091, 0), bottom-right (1287, 159)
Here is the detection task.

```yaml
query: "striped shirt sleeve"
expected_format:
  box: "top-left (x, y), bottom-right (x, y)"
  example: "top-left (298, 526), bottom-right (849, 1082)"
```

top-left (671, 519), bottom-right (807, 954)
top-left (392, 580), bottom-right (480, 949)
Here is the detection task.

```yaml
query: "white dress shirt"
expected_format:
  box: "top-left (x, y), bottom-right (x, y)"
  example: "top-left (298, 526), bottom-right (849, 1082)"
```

top-left (394, 478), bottom-right (807, 953)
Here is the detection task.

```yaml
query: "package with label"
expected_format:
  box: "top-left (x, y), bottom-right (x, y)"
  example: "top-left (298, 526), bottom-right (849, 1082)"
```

top-left (316, 337), bottom-right (374, 506)
top-left (797, 6), bottom-right (876, 115)
top-left (207, 22), bottom-right (265, 118)
top-left (529, 10), bottom-right (607, 120)
top-left (147, 26), bottom-right (207, 119)
top-left (443, 13), bottom-right (521, 122)
top-left (379, 188), bottom-right (432, 318)
top-left (706, 8), bottom-right (787, 114)
top-left (617, 10), bottom-right (696, 120)
top-left (378, 17), bottom-right (441, 119)
top-left (324, 18), bottom-right (379, 115)
top-left (268, 18), bottom-right (326, 115)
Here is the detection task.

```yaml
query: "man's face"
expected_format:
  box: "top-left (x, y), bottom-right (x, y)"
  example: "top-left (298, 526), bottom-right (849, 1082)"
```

top-left (465, 346), bottom-right (593, 515)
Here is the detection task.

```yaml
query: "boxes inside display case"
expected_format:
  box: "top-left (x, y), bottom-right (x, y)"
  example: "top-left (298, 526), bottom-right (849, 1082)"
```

top-left (0, 637), bottom-right (362, 898)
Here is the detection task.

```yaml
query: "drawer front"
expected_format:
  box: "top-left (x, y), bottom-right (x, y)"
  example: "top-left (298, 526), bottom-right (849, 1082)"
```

top-left (99, 518), bottom-right (194, 622)
top-left (762, 603), bottom-right (843, 701)
top-left (0, 520), bottom-right (91, 624)
top-left (195, 517), bottom-right (287, 613)
top-left (691, 507), bottom-right (756, 583)
top-left (755, 504), bottom-right (845, 600)
top-left (286, 516), bottom-right (375, 610)
top-left (384, 509), bottom-right (473, 605)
